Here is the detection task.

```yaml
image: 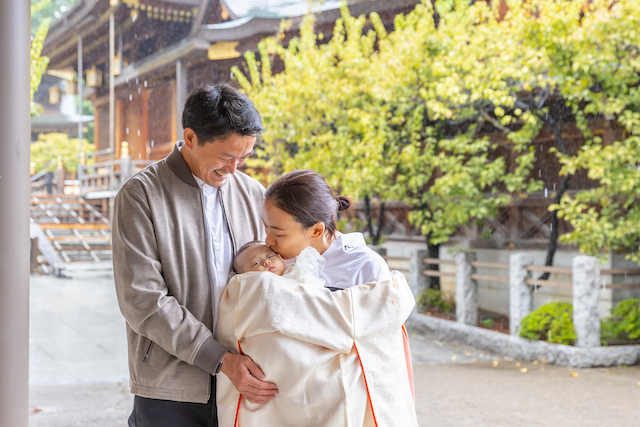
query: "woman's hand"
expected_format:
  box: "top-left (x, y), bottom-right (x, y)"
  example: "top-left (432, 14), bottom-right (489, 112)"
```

top-left (221, 352), bottom-right (279, 404)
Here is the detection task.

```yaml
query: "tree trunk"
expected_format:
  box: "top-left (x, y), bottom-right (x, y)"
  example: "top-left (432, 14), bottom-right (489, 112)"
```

top-left (538, 112), bottom-right (571, 281)
top-left (539, 173), bottom-right (572, 281)
top-left (363, 195), bottom-right (373, 237)
top-left (426, 232), bottom-right (441, 290)
top-left (371, 201), bottom-right (385, 246)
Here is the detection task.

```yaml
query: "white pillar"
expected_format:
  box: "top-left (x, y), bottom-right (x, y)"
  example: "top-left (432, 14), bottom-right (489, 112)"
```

top-left (0, 1), bottom-right (30, 425)
top-left (176, 59), bottom-right (188, 138)
top-left (509, 253), bottom-right (533, 335)
top-left (455, 252), bottom-right (478, 325)
top-left (573, 255), bottom-right (601, 348)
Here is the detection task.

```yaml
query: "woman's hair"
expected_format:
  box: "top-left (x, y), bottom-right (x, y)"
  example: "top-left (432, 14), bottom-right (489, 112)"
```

top-left (265, 170), bottom-right (350, 238)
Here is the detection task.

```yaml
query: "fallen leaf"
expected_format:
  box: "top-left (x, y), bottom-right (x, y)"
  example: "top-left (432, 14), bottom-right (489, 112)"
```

top-left (465, 352), bottom-right (471, 357)
top-left (571, 372), bottom-right (579, 377)
top-left (520, 368), bottom-right (528, 373)
top-left (451, 355), bottom-right (457, 361)
top-left (540, 367), bottom-right (545, 371)
top-left (493, 360), bottom-right (499, 367)
top-left (533, 360), bottom-right (539, 365)
top-left (515, 362), bottom-right (521, 367)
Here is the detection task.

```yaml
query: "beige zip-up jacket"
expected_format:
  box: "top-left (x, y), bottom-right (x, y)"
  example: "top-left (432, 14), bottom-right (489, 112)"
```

top-left (112, 141), bottom-right (265, 403)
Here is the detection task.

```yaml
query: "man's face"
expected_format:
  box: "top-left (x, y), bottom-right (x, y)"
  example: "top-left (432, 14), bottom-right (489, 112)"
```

top-left (235, 244), bottom-right (286, 275)
top-left (183, 130), bottom-right (256, 187)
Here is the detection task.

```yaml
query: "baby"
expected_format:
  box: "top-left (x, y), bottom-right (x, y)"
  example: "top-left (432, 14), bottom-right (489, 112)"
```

top-left (234, 241), bottom-right (286, 275)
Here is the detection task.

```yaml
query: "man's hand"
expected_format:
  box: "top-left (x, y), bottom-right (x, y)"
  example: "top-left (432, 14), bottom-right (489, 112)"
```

top-left (220, 352), bottom-right (278, 404)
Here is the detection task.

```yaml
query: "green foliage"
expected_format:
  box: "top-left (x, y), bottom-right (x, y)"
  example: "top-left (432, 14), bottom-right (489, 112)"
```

top-left (31, 0), bottom-right (52, 117)
top-left (601, 299), bottom-right (640, 345)
top-left (481, 318), bottom-right (495, 329)
top-left (31, 0), bottom-right (78, 36)
top-left (234, 0), bottom-right (640, 255)
top-left (417, 288), bottom-right (453, 314)
top-left (31, 133), bottom-right (93, 173)
top-left (519, 302), bottom-right (577, 345)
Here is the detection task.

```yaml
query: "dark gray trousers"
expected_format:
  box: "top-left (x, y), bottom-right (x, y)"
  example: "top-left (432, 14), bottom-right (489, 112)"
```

top-left (128, 376), bottom-right (218, 427)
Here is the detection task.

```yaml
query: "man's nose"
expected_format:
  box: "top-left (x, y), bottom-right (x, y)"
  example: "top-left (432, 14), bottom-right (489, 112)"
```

top-left (226, 159), bottom-right (238, 174)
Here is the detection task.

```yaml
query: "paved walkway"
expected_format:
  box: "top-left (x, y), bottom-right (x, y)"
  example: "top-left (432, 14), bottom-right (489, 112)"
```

top-left (29, 272), bottom-right (640, 426)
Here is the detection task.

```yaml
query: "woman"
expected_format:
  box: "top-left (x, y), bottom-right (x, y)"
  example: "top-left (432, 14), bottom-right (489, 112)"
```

top-left (216, 170), bottom-right (417, 427)
top-left (263, 170), bottom-right (389, 290)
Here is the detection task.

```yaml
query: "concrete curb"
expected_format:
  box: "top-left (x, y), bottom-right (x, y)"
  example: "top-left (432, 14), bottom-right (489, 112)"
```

top-left (407, 312), bottom-right (640, 368)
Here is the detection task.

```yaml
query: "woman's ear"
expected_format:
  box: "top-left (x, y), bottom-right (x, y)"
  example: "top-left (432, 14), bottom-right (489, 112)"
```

top-left (309, 222), bottom-right (325, 239)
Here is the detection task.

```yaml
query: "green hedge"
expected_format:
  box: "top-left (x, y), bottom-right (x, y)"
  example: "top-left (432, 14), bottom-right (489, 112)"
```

top-left (601, 299), bottom-right (640, 345)
top-left (519, 302), bottom-right (576, 345)
top-left (417, 288), bottom-right (454, 314)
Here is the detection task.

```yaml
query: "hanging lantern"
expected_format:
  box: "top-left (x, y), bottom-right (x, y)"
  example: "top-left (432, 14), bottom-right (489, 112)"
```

top-left (65, 79), bottom-right (76, 95)
top-left (86, 66), bottom-right (102, 87)
top-left (114, 52), bottom-right (122, 76)
top-left (49, 85), bottom-right (61, 104)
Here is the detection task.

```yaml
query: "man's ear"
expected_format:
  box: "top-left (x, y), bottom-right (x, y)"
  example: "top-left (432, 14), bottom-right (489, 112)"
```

top-left (309, 222), bottom-right (325, 239)
top-left (184, 128), bottom-right (197, 149)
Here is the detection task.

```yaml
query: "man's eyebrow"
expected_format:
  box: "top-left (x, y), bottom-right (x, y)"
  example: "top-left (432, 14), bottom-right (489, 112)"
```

top-left (222, 151), bottom-right (253, 158)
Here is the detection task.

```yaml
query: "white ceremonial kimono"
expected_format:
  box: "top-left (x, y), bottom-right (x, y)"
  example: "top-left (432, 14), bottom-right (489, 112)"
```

top-left (216, 248), bottom-right (418, 427)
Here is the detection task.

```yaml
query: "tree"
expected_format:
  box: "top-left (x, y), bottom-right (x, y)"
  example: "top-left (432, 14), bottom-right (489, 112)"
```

top-left (234, 0), bottom-right (640, 279)
top-left (30, 133), bottom-right (93, 173)
top-left (31, 0), bottom-right (52, 117)
top-left (547, 0), bottom-right (640, 262)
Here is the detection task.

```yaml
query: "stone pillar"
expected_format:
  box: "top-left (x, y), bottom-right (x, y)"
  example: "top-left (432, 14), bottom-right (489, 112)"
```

top-left (176, 59), bottom-right (188, 138)
top-left (0, 0), bottom-right (30, 425)
top-left (455, 252), bottom-right (478, 325)
top-left (409, 249), bottom-right (429, 300)
top-left (509, 253), bottom-right (534, 335)
top-left (56, 156), bottom-right (65, 194)
top-left (573, 255), bottom-right (601, 348)
top-left (119, 141), bottom-right (132, 185)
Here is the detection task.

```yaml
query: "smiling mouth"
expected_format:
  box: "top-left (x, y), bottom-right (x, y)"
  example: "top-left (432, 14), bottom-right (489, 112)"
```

top-left (268, 266), bottom-right (276, 271)
top-left (214, 170), bottom-right (228, 178)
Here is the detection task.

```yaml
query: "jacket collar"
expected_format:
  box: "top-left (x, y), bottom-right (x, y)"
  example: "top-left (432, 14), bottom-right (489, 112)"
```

top-left (166, 141), bottom-right (198, 188)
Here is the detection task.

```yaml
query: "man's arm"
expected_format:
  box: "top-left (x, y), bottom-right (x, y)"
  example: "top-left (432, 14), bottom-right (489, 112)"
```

top-left (113, 182), bottom-right (277, 403)
top-left (112, 183), bottom-right (226, 370)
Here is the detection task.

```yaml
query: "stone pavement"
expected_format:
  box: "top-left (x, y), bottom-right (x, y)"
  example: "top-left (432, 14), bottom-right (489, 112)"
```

top-left (29, 272), bottom-right (640, 426)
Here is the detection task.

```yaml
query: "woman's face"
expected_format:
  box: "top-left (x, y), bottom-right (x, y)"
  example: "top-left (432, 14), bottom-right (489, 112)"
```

top-left (262, 200), bottom-right (314, 260)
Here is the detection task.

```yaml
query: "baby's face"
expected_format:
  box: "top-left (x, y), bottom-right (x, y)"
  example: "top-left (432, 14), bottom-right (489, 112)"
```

top-left (236, 244), bottom-right (286, 275)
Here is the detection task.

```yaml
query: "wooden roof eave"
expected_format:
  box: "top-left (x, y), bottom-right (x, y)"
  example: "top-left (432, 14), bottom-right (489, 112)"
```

top-left (43, 3), bottom-right (121, 69)
top-left (113, 35), bottom-right (209, 86)
top-left (189, 0), bottom-right (210, 37)
top-left (113, 0), bottom-right (422, 87)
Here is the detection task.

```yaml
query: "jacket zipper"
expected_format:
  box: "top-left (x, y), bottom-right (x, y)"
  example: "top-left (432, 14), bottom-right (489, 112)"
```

top-left (142, 341), bottom-right (154, 363)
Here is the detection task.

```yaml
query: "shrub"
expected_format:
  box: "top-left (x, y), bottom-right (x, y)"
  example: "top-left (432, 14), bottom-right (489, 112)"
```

top-left (417, 288), bottom-right (454, 314)
top-left (601, 299), bottom-right (640, 345)
top-left (519, 302), bottom-right (576, 345)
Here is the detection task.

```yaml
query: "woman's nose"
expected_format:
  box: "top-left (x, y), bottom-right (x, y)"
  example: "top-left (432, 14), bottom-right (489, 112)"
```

top-left (265, 232), bottom-right (275, 246)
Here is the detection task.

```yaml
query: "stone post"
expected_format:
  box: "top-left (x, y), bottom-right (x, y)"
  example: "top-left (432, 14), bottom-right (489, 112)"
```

top-left (120, 141), bottom-right (132, 186)
top-left (455, 251), bottom-right (478, 325)
top-left (509, 253), bottom-right (534, 335)
top-left (56, 156), bottom-right (65, 194)
top-left (410, 249), bottom-right (429, 300)
top-left (573, 256), bottom-right (601, 348)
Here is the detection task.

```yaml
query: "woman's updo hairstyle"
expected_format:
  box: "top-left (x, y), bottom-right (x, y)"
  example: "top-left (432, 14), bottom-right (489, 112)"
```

top-left (265, 170), bottom-right (351, 238)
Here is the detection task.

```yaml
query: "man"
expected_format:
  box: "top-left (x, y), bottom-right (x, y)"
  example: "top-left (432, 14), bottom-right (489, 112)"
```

top-left (112, 84), bottom-right (278, 427)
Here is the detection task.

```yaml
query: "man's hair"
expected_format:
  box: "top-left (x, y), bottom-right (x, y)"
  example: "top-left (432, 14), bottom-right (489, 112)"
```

top-left (182, 84), bottom-right (264, 146)
top-left (233, 240), bottom-right (267, 273)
